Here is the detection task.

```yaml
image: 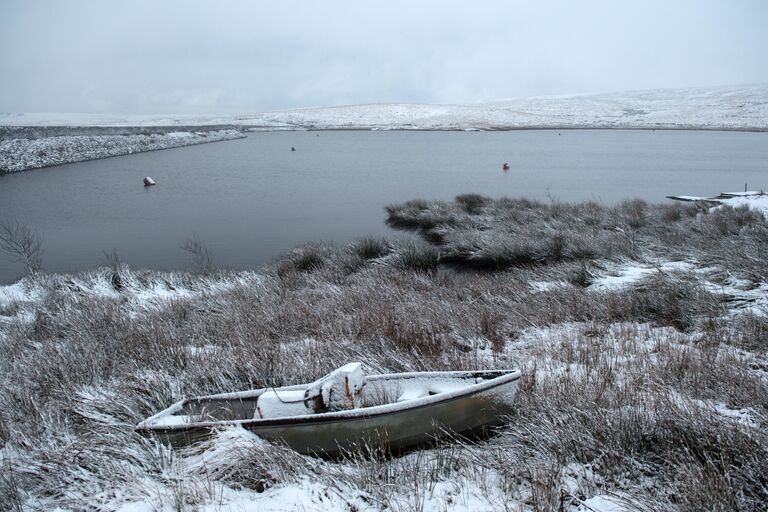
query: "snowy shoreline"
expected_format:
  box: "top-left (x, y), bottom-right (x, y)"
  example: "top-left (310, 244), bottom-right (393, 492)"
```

top-left (2, 123), bottom-right (764, 175)
top-left (0, 128), bottom-right (246, 173)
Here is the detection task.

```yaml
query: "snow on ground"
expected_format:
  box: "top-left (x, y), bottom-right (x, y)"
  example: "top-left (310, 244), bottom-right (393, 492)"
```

top-left (662, 191), bottom-right (768, 311)
top-left (588, 260), bottom-right (695, 291)
top-left (198, 481), bottom-right (364, 512)
top-left (109, 479), bottom-right (356, 512)
top-left (711, 402), bottom-right (760, 429)
top-left (587, 258), bottom-right (768, 314)
top-left (1, 84), bottom-right (766, 131)
top-left (576, 495), bottom-right (633, 512)
top-left (719, 194), bottom-right (768, 215)
top-left (111, 476), bottom-right (506, 512)
top-left (701, 274), bottom-right (768, 314)
top-left (529, 280), bottom-right (571, 292)
top-left (668, 191), bottom-right (768, 216)
top-left (105, 426), bottom-right (521, 512)
top-left (0, 279), bottom-right (41, 323)
top-left (0, 279), bottom-right (39, 307)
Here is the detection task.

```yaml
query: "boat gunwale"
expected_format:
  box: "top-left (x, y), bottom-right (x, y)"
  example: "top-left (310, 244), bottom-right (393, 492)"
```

top-left (136, 369), bottom-right (521, 433)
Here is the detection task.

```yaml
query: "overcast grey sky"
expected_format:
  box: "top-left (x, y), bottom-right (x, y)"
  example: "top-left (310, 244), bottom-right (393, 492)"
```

top-left (1, 0), bottom-right (767, 114)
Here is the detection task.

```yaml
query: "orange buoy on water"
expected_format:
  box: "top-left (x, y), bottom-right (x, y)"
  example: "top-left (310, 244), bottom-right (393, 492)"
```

top-left (502, 163), bottom-right (510, 171)
top-left (143, 177), bottom-right (156, 187)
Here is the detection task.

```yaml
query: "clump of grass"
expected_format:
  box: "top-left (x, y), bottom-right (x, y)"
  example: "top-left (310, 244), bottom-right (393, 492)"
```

top-left (605, 273), bottom-right (722, 331)
top-left (276, 244), bottom-right (326, 276)
top-left (662, 206), bottom-right (682, 223)
top-left (621, 198), bottom-right (648, 229)
top-left (709, 204), bottom-right (765, 235)
top-left (470, 239), bottom-right (540, 268)
top-left (385, 200), bottom-right (458, 231)
top-left (478, 309), bottom-right (505, 352)
top-left (384, 199), bottom-right (429, 228)
top-left (455, 193), bottom-right (489, 214)
top-left (567, 262), bottom-right (593, 288)
top-left (350, 237), bottom-right (391, 260)
top-left (102, 249), bottom-right (126, 290)
top-left (31, 310), bottom-right (52, 340)
top-left (381, 314), bottom-right (447, 359)
top-left (723, 312), bottom-right (768, 353)
top-left (580, 200), bottom-right (604, 226)
top-left (391, 242), bottom-right (440, 273)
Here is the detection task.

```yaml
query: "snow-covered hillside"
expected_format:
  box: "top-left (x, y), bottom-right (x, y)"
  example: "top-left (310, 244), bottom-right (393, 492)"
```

top-left (1, 84), bottom-right (766, 131)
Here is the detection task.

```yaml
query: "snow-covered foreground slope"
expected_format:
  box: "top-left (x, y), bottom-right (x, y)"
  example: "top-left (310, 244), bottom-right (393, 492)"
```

top-left (1, 84), bottom-right (766, 131)
top-left (2, 198), bottom-right (768, 511)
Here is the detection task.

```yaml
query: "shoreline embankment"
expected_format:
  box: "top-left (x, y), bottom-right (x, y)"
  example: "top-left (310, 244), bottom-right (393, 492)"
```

top-left (0, 125), bottom-right (246, 173)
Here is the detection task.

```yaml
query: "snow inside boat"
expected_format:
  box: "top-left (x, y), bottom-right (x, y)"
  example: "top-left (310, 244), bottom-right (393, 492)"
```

top-left (136, 364), bottom-right (522, 456)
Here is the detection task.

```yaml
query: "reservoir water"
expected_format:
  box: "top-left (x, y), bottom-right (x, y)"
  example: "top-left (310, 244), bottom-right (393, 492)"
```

top-left (1, 129), bottom-right (766, 283)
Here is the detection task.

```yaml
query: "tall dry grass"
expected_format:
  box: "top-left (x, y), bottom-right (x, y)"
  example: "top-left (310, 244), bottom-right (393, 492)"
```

top-left (0, 197), bottom-right (766, 510)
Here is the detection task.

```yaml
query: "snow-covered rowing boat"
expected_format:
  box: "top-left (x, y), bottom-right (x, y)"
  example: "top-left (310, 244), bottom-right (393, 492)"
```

top-left (136, 364), bottom-right (521, 456)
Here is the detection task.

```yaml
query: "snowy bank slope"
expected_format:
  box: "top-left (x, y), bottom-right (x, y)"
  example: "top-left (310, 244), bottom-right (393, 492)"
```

top-left (1, 84), bottom-right (766, 130)
top-left (0, 129), bottom-right (245, 173)
top-left (3, 199), bottom-right (768, 511)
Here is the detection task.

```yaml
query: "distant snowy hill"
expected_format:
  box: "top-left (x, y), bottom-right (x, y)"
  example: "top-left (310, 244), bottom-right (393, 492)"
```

top-left (1, 84), bottom-right (766, 130)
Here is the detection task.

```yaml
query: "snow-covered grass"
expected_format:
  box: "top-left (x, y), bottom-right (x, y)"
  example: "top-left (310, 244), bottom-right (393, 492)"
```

top-left (0, 129), bottom-right (245, 173)
top-left (1, 84), bottom-right (766, 131)
top-left (1, 198), bottom-right (767, 510)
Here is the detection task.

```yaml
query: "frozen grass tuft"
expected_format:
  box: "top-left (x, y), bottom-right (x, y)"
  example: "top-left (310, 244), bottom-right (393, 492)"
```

top-left (455, 193), bottom-right (489, 214)
top-left (276, 244), bottom-right (326, 276)
top-left (350, 236), bottom-right (391, 260)
top-left (390, 241), bottom-right (440, 273)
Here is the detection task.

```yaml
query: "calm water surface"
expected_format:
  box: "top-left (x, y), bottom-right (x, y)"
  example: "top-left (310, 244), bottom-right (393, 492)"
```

top-left (1, 130), bottom-right (766, 283)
